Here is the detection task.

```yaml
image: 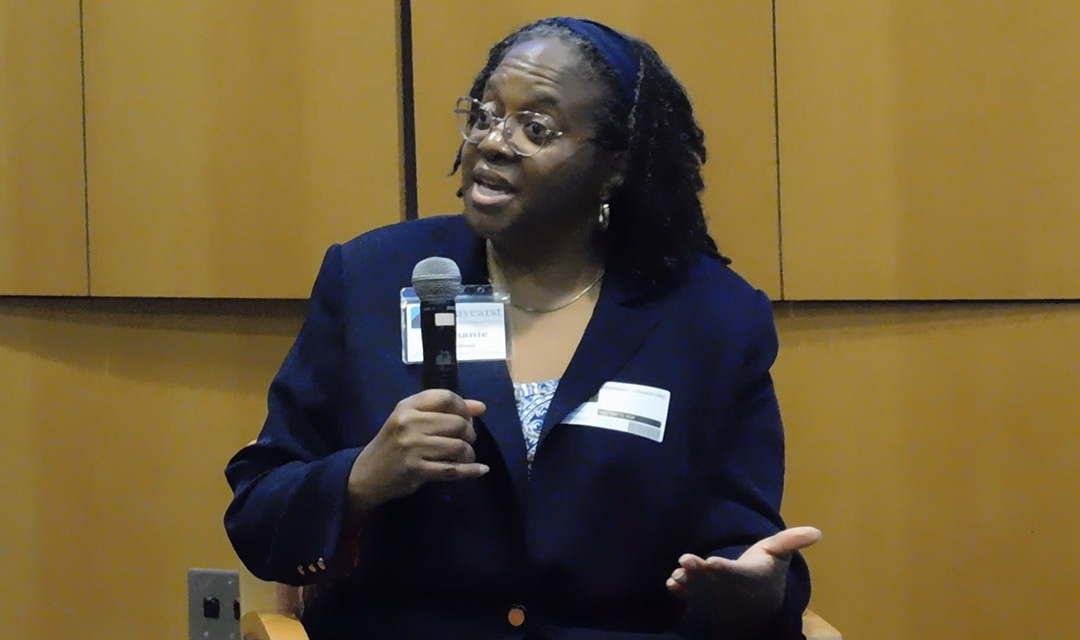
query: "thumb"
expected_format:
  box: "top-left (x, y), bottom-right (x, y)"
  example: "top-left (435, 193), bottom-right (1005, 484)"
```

top-left (754, 526), bottom-right (823, 560)
top-left (465, 399), bottom-right (487, 417)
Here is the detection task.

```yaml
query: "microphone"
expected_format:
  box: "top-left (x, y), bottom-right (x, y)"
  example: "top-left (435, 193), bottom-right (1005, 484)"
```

top-left (411, 257), bottom-right (462, 391)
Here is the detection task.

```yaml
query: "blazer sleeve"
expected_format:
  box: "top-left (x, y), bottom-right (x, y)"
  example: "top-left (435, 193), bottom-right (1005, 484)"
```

top-left (687, 290), bottom-right (811, 639)
top-left (223, 244), bottom-right (366, 586)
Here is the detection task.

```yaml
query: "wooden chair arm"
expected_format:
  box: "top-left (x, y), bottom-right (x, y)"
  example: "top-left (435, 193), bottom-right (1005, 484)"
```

top-left (803, 609), bottom-right (842, 640)
top-left (242, 576), bottom-right (839, 640)
top-left (239, 602), bottom-right (838, 640)
top-left (240, 611), bottom-right (309, 640)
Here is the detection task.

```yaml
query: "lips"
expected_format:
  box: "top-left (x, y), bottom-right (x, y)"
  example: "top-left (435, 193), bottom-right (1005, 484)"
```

top-left (472, 167), bottom-right (516, 191)
top-left (469, 167), bottom-right (517, 207)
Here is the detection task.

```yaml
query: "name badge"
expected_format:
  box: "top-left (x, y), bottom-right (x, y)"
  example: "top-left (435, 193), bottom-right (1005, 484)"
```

top-left (563, 381), bottom-right (671, 443)
top-left (401, 285), bottom-right (511, 363)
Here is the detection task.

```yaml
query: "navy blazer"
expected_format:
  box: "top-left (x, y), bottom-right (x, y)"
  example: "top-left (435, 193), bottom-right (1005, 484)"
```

top-left (225, 215), bottom-right (810, 640)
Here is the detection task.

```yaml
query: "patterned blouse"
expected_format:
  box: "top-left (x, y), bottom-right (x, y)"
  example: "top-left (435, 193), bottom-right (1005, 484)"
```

top-left (512, 379), bottom-right (560, 468)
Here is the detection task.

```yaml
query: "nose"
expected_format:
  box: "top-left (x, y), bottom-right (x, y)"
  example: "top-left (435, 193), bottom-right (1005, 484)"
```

top-left (476, 119), bottom-right (515, 158)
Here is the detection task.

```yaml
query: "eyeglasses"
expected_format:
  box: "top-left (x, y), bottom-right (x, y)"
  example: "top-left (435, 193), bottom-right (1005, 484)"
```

top-left (453, 97), bottom-right (564, 157)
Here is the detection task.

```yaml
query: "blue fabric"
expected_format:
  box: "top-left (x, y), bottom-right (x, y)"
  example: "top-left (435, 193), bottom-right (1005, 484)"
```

top-left (514, 379), bottom-right (560, 465)
top-left (223, 214), bottom-right (810, 640)
top-left (554, 17), bottom-right (640, 103)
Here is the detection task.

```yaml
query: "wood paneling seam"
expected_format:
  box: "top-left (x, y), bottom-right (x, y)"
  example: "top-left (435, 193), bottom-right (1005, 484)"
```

top-left (79, 0), bottom-right (91, 295)
top-left (771, 0), bottom-right (785, 301)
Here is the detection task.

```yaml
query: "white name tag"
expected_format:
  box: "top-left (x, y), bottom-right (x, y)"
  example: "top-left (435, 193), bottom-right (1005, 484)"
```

top-left (563, 381), bottom-right (670, 443)
top-left (401, 286), bottom-right (510, 363)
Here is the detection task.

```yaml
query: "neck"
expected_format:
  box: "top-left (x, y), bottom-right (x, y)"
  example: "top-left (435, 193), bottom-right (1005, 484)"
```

top-left (486, 229), bottom-right (605, 309)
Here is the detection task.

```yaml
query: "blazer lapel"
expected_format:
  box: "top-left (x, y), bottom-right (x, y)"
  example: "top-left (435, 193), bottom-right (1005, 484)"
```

top-left (537, 271), bottom-right (665, 448)
top-left (457, 360), bottom-right (529, 508)
top-left (436, 217), bottom-right (530, 507)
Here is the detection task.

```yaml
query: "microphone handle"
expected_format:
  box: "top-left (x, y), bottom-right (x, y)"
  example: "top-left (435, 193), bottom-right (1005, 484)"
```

top-left (419, 299), bottom-right (459, 392)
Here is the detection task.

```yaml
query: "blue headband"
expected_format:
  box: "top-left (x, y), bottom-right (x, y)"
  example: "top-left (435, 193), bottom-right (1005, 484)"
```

top-left (552, 17), bottom-right (640, 103)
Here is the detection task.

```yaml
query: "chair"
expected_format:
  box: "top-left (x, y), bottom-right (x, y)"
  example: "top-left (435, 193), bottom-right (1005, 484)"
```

top-left (239, 568), bottom-right (842, 640)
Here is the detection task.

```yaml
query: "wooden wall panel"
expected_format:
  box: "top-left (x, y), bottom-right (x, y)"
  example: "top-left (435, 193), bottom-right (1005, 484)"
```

top-left (776, 303), bottom-right (1080, 639)
top-left (83, 1), bottom-right (402, 298)
top-left (777, 2), bottom-right (1080, 300)
top-left (0, 0), bottom-right (87, 295)
top-left (0, 299), bottom-right (303, 640)
top-left (412, 1), bottom-right (781, 297)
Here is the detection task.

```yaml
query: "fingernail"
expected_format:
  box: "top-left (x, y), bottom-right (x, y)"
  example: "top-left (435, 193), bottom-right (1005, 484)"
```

top-left (479, 464), bottom-right (490, 474)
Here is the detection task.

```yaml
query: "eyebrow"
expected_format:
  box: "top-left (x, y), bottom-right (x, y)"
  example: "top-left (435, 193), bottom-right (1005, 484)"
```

top-left (522, 92), bottom-right (561, 111)
top-left (483, 81), bottom-right (563, 112)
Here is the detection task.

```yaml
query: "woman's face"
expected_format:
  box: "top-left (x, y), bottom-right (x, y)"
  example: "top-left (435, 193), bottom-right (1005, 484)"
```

top-left (460, 37), bottom-right (618, 249)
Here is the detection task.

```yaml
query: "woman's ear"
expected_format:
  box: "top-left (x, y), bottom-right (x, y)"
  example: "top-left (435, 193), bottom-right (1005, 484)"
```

top-left (601, 173), bottom-right (625, 201)
top-left (601, 151), bottom-right (628, 199)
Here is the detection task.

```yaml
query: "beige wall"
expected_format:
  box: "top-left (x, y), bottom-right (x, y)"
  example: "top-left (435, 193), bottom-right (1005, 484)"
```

top-left (777, 1), bottom-right (1080, 300)
top-left (0, 299), bottom-right (303, 640)
top-left (82, 1), bottom-right (403, 298)
top-left (777, 303), bottom-right (1080, 639)
top-left (0, 1), bottom-right (403, 300)
top-left (0, 0), bottom-right (86, 295)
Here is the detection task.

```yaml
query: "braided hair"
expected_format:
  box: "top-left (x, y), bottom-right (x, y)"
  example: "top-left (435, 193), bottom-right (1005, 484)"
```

top-left (452, 18), bottom-right (730, 293)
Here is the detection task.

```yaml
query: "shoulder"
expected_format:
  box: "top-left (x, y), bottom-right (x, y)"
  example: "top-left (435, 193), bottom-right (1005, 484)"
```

top-left (670, 255), bottom-right (778, 356)
top-left (337, 215), bottom-right (468, 266)
top-left (680, 256), bottom-right (774, 321)
top-left (306, 215), bottom-right (472, 301)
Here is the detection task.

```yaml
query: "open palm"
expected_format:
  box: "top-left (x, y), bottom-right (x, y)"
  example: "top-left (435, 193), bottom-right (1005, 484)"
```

top-left (666, 527), bottom-right (823, 629)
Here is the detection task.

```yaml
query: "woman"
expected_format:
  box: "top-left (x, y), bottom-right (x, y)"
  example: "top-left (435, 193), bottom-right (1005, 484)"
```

top-left (225, 17), bottom-right (820, 640)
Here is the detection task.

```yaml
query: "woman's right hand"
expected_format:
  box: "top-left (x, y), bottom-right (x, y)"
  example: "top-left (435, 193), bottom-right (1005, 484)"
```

top-left (346, 390), bottom-right (489, 513)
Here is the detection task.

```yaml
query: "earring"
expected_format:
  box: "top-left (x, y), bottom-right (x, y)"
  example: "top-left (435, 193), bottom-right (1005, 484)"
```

top-left (598, 202), bottom-right (611, 230)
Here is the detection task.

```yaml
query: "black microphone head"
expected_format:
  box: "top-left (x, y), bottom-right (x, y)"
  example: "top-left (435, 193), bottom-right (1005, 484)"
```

top-left (412, 257), bottom-right (462, 303)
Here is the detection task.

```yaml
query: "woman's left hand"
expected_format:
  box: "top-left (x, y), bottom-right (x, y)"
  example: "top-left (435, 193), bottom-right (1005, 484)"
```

top-left (666, 527), bottom-right (823, 628)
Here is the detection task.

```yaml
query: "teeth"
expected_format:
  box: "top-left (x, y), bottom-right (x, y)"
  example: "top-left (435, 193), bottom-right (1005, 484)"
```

top-left (475, 183), bottom-right (511, 198)
top-left (476, 175), bottom-right (509, 190)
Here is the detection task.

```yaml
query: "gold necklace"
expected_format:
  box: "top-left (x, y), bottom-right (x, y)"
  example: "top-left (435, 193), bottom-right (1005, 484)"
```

top-left (502, 270), bottom-right (605, 313)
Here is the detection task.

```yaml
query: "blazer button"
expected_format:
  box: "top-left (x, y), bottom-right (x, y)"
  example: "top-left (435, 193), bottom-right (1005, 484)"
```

top-left (507, 605), bottom-right (526, 627)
